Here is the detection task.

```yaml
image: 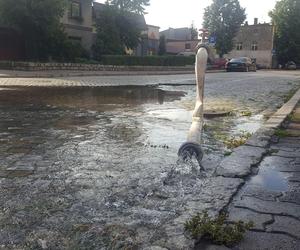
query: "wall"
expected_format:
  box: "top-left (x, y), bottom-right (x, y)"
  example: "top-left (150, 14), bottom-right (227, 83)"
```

top-left (0, 61), bottom-right (194, 71)
top-left (226, 23), bottom-right (274, 68)
top-left (61, 0), bottom-right (93, 53)
top-left (166, 40), bottom-right (200, 54)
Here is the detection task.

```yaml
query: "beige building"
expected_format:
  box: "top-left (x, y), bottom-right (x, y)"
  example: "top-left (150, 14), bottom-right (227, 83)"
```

top-left (166, 40), bottom-right (200, 55)
top-left (61, 0), bottom-right (94, 53)
top-left (138, 25), bottom-right (160, 55)
top-left (226, 19), bottom-right (275, 68)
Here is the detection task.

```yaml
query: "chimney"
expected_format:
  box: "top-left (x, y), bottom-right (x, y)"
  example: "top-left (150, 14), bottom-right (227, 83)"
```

top-left (254, 18), bottom-right (258, 25)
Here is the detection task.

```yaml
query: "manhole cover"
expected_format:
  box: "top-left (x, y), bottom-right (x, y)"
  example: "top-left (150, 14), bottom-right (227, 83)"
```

top-left (204, 110), bottom-right (231, 118)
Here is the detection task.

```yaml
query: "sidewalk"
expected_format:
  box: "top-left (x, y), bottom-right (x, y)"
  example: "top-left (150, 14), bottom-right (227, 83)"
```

top-left (227, 101), bottom-right (300, 249)
top-left (0, 69), bottom-right (225, 78)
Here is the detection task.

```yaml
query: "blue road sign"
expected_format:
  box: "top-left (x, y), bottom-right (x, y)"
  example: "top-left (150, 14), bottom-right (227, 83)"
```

top-left (209, 36), bottom-right (216, 44)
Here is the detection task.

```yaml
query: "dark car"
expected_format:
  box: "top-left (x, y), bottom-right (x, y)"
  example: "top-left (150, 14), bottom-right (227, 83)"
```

top-left (285, 61), bottom-right (297, 70)
top-left (226, 57), bottom-right (256, 72)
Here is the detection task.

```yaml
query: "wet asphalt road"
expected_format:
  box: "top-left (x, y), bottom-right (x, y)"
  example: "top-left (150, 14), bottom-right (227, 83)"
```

top-left (0, 71), bottom-right (300, 249)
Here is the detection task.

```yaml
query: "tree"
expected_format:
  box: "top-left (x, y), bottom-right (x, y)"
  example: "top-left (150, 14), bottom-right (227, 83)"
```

top-left (269, 0), bottom-right (300, 64)
top-left (0, 0), bottom-right (75, 61)
top-left (158, 35), bottom-right (166, 55)
top-left (106, 0), bottom-right (150, 14)
top-left (93, 5), bottom-right (142, 59)
top-left (203, 0), bottom-right (246, 57)
top-left (190, 23), bottom-right (198, 40)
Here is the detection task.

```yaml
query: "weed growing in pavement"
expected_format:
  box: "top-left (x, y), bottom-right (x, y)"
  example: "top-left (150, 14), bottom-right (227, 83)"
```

top-left (185, 211), bottom-right (253, 247)
top-left (274, 128), bottom-right (290, 138)
top-left (288, 112), bottom-right (300, 122)
top-left (240, 110), bottom-right (252, 117)
top-left (223, 131), bottom-right (252, 149)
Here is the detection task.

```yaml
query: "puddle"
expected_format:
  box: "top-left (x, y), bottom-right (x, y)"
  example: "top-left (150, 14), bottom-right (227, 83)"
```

top-left (250, 168), bottom-right (289, 192)
top-left (235, 114), bottom-right (264, 133)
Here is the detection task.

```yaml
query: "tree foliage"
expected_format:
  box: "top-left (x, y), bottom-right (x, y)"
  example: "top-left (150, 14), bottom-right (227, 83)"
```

top-left (93, 5), bottom-right (142, 59)
top-left (203, 0), bottom-right (246, 57)
top-left (0, 0), bottom-right (79, 61)
top-left (269, 0), bottom-right (300, 64)
top-left (158, 35), bottom-right (166, 55)
top-left (106, 0), bottom-right (150, 14)
top-left (190, 23), bottom-right (198, 40)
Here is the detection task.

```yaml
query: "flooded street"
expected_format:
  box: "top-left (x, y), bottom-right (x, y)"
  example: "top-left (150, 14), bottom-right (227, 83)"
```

top-left (0, 71), bottom-right (300, 249)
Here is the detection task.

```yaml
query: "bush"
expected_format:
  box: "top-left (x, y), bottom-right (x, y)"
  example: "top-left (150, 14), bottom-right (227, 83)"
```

top-left (100, 55), bottom-right (195, 66)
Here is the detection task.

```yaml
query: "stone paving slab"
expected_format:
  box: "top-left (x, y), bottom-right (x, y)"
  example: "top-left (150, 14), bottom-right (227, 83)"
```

top-left (228, 207), bottom-right (273, 231)
top-left (215, 146), bottom-right (266, 177)
top-left (267, 216), bottom-right (300, 239)
top-left (235, 196), bottom-right (300, 218)
top-left (224, 101), bottom-right (300, 249)
top-left (234, 231), bottom-right (300, 250)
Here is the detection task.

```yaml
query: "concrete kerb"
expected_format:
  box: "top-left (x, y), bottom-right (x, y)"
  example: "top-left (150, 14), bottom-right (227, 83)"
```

top-left (0, 69), bottom-right (225, 78)
top-left (215, 87), bottom-right (300, 178)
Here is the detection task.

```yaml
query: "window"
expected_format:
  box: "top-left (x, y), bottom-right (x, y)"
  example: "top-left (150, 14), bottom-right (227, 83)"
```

top-left (69, 1), bottom-right (81, 18)
top-left (251, 42), bottom-right (258, 51)
top-left (68, 36), bottom-right (82, 43)
top-left (236, 42), bottom-right (243, 50)
top-left (185, 43), bottom-right (191, 50)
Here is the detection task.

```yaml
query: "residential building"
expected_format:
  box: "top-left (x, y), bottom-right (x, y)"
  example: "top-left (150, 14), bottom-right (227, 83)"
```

top-left (135, 25), bottom-right (160, 56)
top-left (159, 27), bottom-right (200, 55)
top-left (225, 18), bottom-right (275, 68)
top-left (160, 27), bottom-right (192, 41)
top-left (61, 0), bottom-right (94, 53)
top-left (0, 0), bottom-right (158, 60)
top-left (165, 40), bottom-right (200, 55)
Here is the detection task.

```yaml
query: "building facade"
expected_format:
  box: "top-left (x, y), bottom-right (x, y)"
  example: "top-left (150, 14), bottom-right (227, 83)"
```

top-left (135, 25), bottom-right (160, 56)
top-left (226, 19), bottom-right (275, 68)
top-left (61, 0), bottom-right (94, 53)
top-left (159, 27), bottom-right (199, 55)
top-left (160, 27), bottom-right (192, 41)
top-left (165, 40), bottom-right (200, 55)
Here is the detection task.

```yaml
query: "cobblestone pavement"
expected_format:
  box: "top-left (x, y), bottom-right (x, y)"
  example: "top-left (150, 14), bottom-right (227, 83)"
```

top-left (225, 102), bottom-right (300, 249)
top-left (0, 70), bottom-right (299, 87)
top-left (0, 72), bottom-right (300, 249)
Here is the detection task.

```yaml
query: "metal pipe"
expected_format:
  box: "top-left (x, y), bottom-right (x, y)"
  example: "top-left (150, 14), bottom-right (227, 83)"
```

top-left (178, 44), bottom-right (213, 166)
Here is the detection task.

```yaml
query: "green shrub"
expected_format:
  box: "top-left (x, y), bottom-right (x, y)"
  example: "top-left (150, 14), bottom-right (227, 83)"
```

top-left (185, 211), bottom-right (253, 247)
top-left (100, 55), bottom-right (195, 66)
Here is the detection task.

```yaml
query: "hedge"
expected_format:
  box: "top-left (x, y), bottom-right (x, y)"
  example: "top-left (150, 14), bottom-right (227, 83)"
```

top-left (100, 55), bottom-right (195, 66)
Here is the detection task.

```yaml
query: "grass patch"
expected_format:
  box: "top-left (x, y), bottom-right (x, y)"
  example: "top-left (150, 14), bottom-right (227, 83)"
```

top-left (240, 110), bottom-right (252, 117)
top-left (185, 211), bottom-right (253, 247)
top-left (289, 112), bottom-right (300, 122)
top-left (224, 132), bottom-right (252, 149)
top-left (274, 128), bottom-right (290, 138)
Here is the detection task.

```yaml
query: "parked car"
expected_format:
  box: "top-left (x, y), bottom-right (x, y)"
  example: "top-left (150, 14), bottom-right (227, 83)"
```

top-left (226, 57), bottom-right (256, 72)
top-left (210, 58), bottom-right (228, 70)
top-left (285, 61), bottom-right (297, 70)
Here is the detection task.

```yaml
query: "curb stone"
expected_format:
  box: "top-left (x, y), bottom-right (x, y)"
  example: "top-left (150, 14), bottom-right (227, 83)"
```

top-left (215, 87), bottom-right (300, 178)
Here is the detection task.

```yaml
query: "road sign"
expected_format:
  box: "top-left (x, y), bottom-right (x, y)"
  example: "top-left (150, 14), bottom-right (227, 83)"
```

top-left (209, 36), bottom-right (216, 44)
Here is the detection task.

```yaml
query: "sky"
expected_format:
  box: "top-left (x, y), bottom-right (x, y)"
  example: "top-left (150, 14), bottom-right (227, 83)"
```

top-left (96, 0), bottom-right (278, 31)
